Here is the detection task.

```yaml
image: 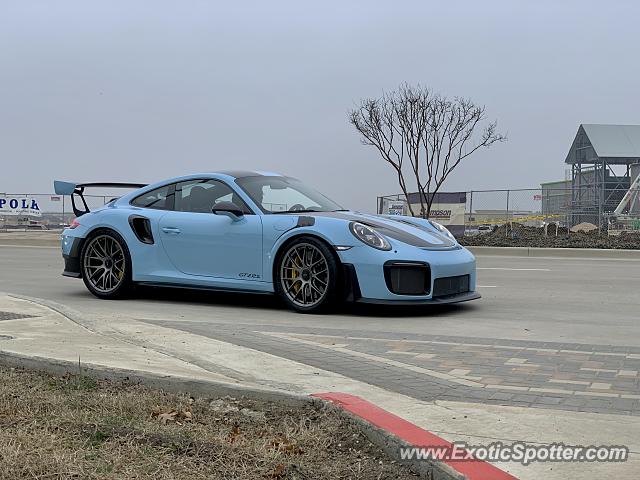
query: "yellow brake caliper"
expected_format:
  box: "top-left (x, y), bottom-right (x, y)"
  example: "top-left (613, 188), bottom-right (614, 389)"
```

top-left (290, 259), bottom-right (301, 293)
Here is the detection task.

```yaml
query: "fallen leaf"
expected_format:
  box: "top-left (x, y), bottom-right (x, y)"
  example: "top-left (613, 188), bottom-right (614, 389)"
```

top-left (228, 424), bottom-right (241, 443)
top-left (265, 463), bottom-right (286, 479)
top-left (157, 412), bottom-right (178, 424)
top-left (270, 435), bottom-right (304, 455)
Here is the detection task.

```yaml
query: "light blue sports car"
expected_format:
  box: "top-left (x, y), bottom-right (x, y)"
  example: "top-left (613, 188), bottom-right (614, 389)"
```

top-left (55, 171), bottom-right (479, 313)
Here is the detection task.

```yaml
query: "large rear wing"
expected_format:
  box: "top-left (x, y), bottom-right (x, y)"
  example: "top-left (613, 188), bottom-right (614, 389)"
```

top-left (54, 181), bottom-right (147, 217)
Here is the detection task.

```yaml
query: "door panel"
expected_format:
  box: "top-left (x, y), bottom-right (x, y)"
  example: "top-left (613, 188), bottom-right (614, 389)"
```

top-left (158, 211), bottom-right (263, 280)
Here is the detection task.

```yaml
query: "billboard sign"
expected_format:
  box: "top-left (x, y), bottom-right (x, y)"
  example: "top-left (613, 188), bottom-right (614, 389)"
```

top-left (387, 200), bottom-right (406, 215)
top-left (0, 196), bottom-right (42, 217)
top-left (427, 204), bottom-right (466, 226)
top-left (406, 191), bottom-right (467, 237)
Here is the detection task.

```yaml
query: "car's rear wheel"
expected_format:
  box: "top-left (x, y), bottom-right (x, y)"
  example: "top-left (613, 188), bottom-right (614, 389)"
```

top-left (275, 237), bottom-right (339, 313)
top-left (80, 230), bottom-right (133, 299)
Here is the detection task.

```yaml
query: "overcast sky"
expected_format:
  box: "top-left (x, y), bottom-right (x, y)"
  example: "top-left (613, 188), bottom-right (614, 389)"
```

top-left (1, 0), bottom-right (639, 211)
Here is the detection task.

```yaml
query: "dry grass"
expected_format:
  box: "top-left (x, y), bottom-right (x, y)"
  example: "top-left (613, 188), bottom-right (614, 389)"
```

top-left (0, 366), bottom-right (418, 479)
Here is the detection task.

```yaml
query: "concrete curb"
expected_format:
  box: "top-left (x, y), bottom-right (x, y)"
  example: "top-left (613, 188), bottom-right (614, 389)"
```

top-left (467, 245), bottom-right (640, 259)
top-left (340, 410), bottom-right (466, 480)
top-left (0, 349), bottom-right (309, 406)
top-left (315, 392), bottom-right (518, 480)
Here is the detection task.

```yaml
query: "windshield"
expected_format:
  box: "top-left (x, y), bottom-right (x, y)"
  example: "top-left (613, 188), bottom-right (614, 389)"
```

top-left (235, 176), bottom-right (343, 213)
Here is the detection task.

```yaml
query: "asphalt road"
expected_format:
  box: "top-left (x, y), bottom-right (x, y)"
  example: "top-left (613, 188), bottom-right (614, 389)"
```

top-left (0, 245), bottom-right (638, 346)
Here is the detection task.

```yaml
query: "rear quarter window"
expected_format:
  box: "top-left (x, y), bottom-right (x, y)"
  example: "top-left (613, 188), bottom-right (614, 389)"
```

top-left (131, 185), bottom-right (174, 210)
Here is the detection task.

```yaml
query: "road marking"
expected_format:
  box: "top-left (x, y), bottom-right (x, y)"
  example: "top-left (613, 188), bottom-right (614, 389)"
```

top-left (581, 367), bottom-right (618, 373)
top-left (549, 379), bottom-right (591, 386)
top-left (477, 285), bottom-right (497, 288)
top-left (485, 384), bottom-right (529, 391)
top-left (590, 382), bottom-right (612, 390)
top-left (478, 267), bottom-right (551, 271)
top-left (529, 387), bottom-right (572, 395)
top-left (505, 358), bottom-right (528, 365)
top-left (415, 353), bottom-right (436, 360)
top-left (574, 391), bottom-right (618, 398)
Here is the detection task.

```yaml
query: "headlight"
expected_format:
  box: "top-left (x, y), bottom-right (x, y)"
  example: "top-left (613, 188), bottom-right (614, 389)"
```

top-left (429, 221), bottom-right (456, 241)
top-left (349, 222), bottom-right (391, 250)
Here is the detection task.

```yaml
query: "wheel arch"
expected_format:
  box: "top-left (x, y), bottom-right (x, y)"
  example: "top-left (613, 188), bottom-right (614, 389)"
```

top-left (82, 224), bottom-right (133, 252)
top-left (80, 225), bottom-right (135, 275)
top-left (270, 230), bottom-right (342, 284)
top-left (78, 209), bottom-right (135, 244)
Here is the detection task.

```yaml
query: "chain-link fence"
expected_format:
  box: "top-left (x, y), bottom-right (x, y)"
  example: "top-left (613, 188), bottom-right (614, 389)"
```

top-left (377, 188), bottom-right (640, 235)
top-left (0, 193), bottom-right (112, 231)
top-left (4, 187), bottom-right (640, 235)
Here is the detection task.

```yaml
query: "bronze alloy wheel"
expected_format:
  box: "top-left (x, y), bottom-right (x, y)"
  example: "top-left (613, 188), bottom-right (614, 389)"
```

top-left (279, 242), bottom-right (330, 308)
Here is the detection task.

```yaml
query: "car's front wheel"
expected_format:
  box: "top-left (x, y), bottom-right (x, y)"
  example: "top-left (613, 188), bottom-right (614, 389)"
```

top-left (275, 237), bottom-right (339, 313)
top-left (80, 229), bottom-right (133, 299)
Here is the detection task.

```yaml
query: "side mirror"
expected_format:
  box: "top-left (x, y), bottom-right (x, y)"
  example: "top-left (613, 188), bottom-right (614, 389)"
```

top-left (212, 201), bottom-right (244, 221)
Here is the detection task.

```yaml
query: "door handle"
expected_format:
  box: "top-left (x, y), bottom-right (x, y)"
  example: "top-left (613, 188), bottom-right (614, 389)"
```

top-left (161, 227), bottom-right (181, 234)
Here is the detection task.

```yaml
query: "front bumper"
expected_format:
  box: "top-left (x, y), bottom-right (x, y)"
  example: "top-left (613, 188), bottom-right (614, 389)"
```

top-left (338, 243), bottom-right (479, 304)
top-left (356, 291), bottom-right (481, 305)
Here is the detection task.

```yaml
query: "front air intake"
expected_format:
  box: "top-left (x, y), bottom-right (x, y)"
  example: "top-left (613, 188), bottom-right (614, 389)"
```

top-left (384, 262), bottom-right (431, 295)
top-left (433, 275), bottom-right (470, 298)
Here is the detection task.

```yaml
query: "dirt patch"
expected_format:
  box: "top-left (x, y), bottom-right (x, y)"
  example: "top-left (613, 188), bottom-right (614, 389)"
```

top-left (460, 223), bottom-right (640, 249)
top-left (0, 367), bottom-right (419, 479)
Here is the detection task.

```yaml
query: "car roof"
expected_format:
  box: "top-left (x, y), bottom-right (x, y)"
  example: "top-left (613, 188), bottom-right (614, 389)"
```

top-left (214, 170), bottom-right (283, 179)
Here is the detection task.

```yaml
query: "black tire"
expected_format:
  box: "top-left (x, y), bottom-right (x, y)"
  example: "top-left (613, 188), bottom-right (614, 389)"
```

top-left (274, 236), bottom-right (340, 313)
top-left (80, 229), bottom-right (133, 299)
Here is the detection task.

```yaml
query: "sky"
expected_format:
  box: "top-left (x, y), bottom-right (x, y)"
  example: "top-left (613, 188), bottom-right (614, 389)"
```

top-left (1, 0), bottom-right (639, 212)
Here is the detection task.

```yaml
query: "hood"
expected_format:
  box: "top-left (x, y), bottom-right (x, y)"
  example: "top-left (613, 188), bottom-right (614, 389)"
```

top-left (298, 211), bottom-right (457, 250)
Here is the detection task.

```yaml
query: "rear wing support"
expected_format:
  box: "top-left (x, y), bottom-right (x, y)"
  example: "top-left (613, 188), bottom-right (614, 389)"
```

top-left (53, 181), bottom-right (147, 217)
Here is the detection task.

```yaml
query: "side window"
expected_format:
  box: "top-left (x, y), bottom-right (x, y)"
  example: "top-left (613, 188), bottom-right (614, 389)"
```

top-left (131, 185), bottom-right (174, 210)
top-left (174, 179), bottom-right (252, 214)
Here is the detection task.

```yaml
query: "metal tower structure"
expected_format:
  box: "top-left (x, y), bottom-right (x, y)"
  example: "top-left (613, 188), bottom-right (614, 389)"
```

top-left (565, 124), bottom-right (640, 227)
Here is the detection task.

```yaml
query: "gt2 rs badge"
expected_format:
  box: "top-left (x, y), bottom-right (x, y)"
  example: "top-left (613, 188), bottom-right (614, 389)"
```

top-left (239, 273), bottom-right (261, 279)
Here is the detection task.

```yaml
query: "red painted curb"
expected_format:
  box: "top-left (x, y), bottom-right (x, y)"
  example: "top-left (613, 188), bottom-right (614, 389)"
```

top-left (312, 392), bottom-right (518, 480)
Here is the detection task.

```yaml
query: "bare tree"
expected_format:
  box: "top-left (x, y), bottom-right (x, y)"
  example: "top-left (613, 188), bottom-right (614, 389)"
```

top-left (349, 84), bottom-right (506, 217)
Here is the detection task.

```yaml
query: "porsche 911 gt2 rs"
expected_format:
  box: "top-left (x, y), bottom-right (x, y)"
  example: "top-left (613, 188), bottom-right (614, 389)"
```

top-left (55, 171), bottom-right (479, 313)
